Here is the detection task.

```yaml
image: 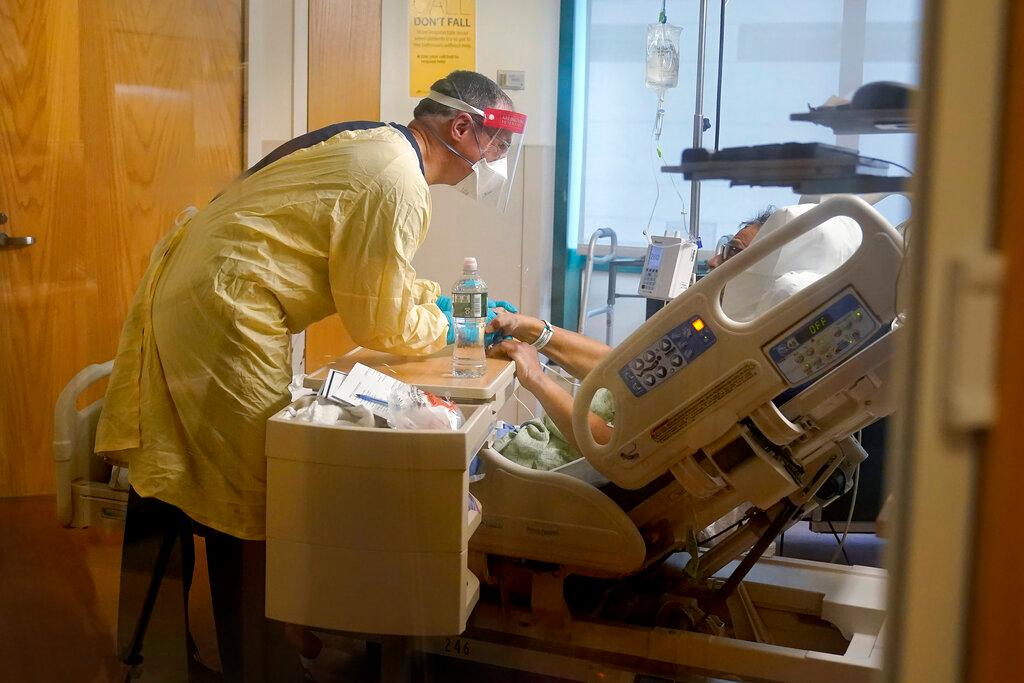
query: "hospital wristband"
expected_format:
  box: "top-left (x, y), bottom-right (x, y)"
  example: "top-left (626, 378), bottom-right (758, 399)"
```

top-left (532, 320), bottom-right (554, 351)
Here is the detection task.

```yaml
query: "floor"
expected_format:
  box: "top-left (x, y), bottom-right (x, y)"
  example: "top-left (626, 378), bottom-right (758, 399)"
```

top-left (0, 496), bottom-right (551, 682)
top-left (0, 495), bottom-right (220, 682)
top-left (777, 520), bottom-right (885, 568)
top-left (0, 496), bottom-right (882, 682)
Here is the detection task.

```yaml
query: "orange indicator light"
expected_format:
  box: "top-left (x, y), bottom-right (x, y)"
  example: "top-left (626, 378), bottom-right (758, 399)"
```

top-left (692, 318), bottom-right (705, 332)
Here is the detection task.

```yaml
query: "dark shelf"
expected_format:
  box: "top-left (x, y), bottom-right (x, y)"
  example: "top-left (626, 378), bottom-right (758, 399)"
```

top-left (662, 156), bottom-right (909, 194)
top-left (789, 108), bottom-right (914, 135)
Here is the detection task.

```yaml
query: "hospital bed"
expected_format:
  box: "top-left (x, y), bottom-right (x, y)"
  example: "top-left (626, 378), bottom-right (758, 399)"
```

top-left (264, 194), bottom-right (904, 682)
top-left (53, 359), bottom-right (128, 529)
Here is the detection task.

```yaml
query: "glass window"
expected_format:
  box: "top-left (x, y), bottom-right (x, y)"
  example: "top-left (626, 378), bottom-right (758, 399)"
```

top-left (575, 0), bottom-right (922, 250)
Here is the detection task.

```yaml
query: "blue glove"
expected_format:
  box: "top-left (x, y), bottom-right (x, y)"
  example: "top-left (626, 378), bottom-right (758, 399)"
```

top-left (443, 310), bottom-right (456, 345)
top-left (436, 294), bottom-right (453, 313)
top-left (447, 315), bottom-right (489, 346)
top-left (489, 299), bottom-right (518, 313)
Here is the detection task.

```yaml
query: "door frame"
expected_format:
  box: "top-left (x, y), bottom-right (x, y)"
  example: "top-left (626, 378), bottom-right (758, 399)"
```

top-left (245, 0), bottom-right (310, 375)
top-left (885, 0), bottom-right (1009, 681)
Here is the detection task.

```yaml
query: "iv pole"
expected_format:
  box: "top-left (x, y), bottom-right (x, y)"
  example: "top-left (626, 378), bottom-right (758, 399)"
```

top-left (688, 0), bottom-right (710, 244)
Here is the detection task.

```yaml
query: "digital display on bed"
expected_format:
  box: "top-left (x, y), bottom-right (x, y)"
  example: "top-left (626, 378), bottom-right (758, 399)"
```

top-left (765, 289), bottom-right (880, 385)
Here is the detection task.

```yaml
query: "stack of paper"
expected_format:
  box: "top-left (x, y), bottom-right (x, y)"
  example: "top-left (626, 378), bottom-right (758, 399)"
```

top-left (319, 363), bottom-right (408, 423)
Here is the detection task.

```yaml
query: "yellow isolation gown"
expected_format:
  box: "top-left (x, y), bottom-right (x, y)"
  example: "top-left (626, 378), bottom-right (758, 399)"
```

top-left (96, 124), bottom-right (448, 539)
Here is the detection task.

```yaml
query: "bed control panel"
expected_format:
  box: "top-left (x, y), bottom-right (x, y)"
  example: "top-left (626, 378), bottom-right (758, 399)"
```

top-left (618, 316), bottom-right (717, 397)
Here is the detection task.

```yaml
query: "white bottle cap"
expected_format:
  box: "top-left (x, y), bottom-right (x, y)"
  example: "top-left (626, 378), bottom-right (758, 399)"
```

top-left (463, 257), bottom-right (478, 272)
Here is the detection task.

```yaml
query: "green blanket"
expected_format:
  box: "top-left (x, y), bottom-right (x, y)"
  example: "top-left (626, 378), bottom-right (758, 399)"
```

top-left (495, 388), bottom-right (615, 471)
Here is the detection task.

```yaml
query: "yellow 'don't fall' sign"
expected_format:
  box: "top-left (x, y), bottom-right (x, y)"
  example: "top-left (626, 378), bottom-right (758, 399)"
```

top-left (409, 0), bottom-right (476, 97)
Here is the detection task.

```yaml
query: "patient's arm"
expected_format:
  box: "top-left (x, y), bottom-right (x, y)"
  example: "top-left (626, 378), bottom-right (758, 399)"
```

top-left (486, 312), bottom-right (611, 379)
top-left (530, 374), bottom-right (613, 451)
top-left (489, 340), bottom-right (613, 451)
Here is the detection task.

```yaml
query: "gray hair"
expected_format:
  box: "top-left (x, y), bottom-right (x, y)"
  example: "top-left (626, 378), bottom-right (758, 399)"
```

top-left (413, 70), bottom-right (513, 120)
top-left (746, 206), bottom-right (777, 227)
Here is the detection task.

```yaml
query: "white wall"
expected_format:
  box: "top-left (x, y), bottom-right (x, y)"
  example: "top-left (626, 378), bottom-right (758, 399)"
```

top-left (379, 0), bottom-right (561, 320)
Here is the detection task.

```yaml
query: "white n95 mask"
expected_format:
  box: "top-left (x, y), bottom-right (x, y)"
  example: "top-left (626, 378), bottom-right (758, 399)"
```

top-left (454, 156), bottom-right (508, 201)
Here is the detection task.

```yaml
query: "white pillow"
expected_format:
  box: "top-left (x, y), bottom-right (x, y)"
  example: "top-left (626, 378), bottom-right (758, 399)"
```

top-left (721, 204), bottom-right (862, 322)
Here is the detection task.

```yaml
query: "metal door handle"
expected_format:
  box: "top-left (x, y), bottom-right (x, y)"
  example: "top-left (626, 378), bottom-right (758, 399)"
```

top-left (0, 214), bottom-right (36, 248)
top-left (0, 232), bottom-right (36, 248)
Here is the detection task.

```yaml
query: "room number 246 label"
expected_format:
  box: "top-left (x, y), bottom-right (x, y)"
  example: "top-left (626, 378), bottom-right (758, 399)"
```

top-left (442, 637), bottom-right (471, 656)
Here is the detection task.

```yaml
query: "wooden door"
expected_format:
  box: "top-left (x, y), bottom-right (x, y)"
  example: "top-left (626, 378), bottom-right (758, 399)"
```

top-left (0, 1), bottom-right (243, 497)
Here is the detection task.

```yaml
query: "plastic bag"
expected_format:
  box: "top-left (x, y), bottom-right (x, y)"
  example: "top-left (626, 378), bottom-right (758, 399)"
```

top-left (388, 385), bottom-right (465, 431)
top-left (282, 395), bottom-right (377, 427)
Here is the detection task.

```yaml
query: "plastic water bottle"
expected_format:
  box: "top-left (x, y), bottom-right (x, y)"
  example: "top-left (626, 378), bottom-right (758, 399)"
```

top-left (451, 257), bottom-right (487, 378)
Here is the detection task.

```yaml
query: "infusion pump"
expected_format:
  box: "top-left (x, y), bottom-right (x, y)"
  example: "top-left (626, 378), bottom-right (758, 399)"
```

top-left (639, 234), bottom-right (698, 300)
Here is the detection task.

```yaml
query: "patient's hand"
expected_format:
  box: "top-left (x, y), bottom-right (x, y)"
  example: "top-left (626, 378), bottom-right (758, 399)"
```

top-left (486, 312), bottom-right (544, 345)
top-left (488, 340), bottom-right (544, 390)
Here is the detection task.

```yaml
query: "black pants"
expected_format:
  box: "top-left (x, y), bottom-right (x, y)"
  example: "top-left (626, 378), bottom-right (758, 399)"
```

top-left (118, 488), bottom-right (302, 682)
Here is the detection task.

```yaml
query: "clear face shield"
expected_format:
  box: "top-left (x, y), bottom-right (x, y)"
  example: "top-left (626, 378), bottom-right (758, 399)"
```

top-left (426, 90), bottom-right (527, 213)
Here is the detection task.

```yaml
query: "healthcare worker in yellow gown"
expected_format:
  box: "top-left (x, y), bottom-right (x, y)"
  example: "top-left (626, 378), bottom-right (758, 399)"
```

top-left (96, 70), bottom-right (526, 681)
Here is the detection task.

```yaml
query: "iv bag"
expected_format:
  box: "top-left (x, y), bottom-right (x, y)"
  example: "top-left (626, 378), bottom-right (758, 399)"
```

top-left (645, 22), bottom-right (682, 93)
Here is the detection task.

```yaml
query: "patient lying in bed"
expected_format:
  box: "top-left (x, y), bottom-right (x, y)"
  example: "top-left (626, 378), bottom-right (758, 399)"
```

top-left (487, 203), bottom-right (861, 470)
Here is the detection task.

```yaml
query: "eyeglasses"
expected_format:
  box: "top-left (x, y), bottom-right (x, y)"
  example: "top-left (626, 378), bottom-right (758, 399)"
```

top-left (714, 234), bottom-right (745, 262)
top-left (484, 130), bottom-right (511, 158)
